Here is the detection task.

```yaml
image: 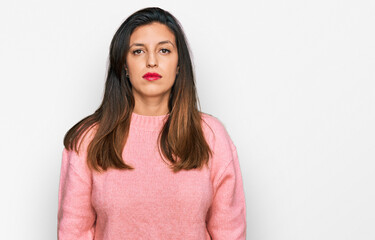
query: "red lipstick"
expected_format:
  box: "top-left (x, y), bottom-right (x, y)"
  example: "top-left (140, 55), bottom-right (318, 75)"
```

top-left (142, 72), bottom-right (162, 81)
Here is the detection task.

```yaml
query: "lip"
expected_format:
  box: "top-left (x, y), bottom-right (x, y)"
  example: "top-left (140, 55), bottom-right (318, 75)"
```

top-left (142, 72), bottom-right (162, 81)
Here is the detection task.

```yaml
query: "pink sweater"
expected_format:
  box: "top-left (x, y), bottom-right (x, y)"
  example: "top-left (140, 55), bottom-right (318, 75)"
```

top-left (58, 112), bottom-right (246, 239)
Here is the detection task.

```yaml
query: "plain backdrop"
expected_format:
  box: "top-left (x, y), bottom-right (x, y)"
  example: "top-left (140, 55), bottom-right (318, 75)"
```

top-left (0, 0), bottom-right (374, 239)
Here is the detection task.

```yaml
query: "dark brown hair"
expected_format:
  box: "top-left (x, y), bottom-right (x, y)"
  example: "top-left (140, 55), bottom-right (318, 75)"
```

top-left (63, 7), bottom-right (212, 173)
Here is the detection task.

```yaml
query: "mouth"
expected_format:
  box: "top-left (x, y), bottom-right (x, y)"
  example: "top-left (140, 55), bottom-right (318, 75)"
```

top-left (142, 72), bottom-right (162, 81)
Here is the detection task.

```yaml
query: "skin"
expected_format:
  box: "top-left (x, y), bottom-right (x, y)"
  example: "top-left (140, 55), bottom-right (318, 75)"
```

top-left (125, 22), bottom-right (179, 116)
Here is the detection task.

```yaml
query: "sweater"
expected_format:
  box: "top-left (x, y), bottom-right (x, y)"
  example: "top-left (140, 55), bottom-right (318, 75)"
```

top-left (57, 112), bottom-right (246, 239)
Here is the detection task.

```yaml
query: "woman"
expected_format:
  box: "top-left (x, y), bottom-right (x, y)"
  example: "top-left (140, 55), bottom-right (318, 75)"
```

top-left (58, 7), bottom-right (246, 239)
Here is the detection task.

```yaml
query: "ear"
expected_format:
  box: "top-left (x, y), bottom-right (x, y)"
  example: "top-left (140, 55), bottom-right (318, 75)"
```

top-left (176, 66), bottom-right (179, 74)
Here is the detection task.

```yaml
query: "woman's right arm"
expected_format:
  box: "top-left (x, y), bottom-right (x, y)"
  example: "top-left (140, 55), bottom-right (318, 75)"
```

top-left (58, 148), bottom-right (96, 240)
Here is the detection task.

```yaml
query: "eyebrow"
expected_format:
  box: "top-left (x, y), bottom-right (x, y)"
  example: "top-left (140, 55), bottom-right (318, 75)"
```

top-left (129, 40), bottom-right (175, 49)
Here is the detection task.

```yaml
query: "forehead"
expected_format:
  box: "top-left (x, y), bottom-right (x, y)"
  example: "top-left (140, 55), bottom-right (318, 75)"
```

top-left (129, 22), bottom-right (176, 46)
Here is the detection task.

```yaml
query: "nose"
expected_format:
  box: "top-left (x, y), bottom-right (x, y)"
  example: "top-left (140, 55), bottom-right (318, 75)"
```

top-left (146, 52), bottom-right (158, 68)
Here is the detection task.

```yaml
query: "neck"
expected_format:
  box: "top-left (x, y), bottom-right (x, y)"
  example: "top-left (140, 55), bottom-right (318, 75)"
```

top-left (132, 92), bottom-right (170, 116)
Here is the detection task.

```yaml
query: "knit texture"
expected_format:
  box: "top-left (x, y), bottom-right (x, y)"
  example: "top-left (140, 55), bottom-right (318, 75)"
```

top-left (58, 112), bottom-right (246, 239)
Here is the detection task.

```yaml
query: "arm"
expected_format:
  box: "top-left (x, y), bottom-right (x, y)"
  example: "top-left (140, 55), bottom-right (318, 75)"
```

top-left (57, 148), bottom-right (96, 240)
top-left (206, 144), bottom-right (247, 239)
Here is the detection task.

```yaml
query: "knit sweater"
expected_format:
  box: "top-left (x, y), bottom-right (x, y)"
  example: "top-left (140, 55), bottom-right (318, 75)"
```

top-left (57, 112), bottom-right (246, 239)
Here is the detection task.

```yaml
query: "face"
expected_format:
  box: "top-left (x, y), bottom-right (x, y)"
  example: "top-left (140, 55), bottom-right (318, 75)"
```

top-left (125, 22), bottom-right (179, 102)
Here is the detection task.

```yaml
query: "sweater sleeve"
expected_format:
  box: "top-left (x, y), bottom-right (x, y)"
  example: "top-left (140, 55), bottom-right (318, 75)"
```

top-left (204, 117), bottom-right (247, 239)
top-left (57, 147), bottom-right (96, 239)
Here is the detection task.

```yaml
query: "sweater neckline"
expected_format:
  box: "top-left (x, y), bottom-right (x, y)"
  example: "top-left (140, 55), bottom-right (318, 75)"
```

top-left (130, 112), bottom-right (169, 131)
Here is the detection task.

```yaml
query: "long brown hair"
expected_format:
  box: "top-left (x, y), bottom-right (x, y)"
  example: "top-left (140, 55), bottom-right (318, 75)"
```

top-left (63, 7), bottom-right (212, 173)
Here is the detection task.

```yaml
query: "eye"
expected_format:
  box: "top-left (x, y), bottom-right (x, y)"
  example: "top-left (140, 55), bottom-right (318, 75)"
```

top-left (160, 48), bottom-right (171, 54)
top-left (132, 49), bottom-right (144, 55)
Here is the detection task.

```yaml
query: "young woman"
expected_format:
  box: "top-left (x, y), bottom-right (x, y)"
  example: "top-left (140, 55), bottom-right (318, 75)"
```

top-left (58, 7), bottom-right (246, 239)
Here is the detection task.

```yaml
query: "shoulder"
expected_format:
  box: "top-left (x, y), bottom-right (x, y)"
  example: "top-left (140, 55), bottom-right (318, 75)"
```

top-left (64, 123), bottom-right (98, 163)
top-left (199, 113), bottom-right (239, 187)
top-left (62, 123), bottom-right (98, 177)
top-left (75, 123), bottom-right (99, 154)
top-left (200, 112), bottom-right (227, 134)
top-left (200, 112), bottom-right (236, 153)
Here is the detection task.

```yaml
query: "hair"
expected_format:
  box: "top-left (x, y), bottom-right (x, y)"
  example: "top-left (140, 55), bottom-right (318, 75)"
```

top-left (63, 7), bottom-right (212, 173)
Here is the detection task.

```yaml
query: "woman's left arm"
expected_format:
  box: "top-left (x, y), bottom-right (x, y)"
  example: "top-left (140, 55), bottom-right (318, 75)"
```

top-left (206, 144), bottom-right (247, 239)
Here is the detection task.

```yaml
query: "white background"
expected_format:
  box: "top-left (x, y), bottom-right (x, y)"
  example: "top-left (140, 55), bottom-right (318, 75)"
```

top-left (0, 0), bottom-right (374, 239)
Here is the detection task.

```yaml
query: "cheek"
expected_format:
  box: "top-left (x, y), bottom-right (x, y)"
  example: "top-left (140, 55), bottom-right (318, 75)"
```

top-left (127, 61), bottom-right (141, 74)
top-left (126, 54), bottom-right (143, 70)
top-left (165, 58), bottom-right (178, 74)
